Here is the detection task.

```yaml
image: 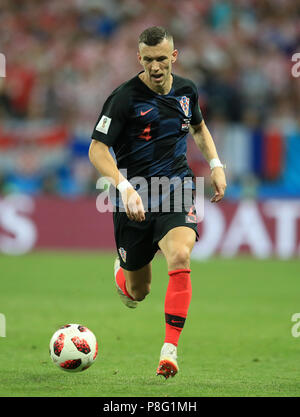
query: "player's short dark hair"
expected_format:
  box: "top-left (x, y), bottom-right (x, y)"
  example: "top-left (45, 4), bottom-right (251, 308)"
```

top-left (138, 26), bottom-right (173, 47)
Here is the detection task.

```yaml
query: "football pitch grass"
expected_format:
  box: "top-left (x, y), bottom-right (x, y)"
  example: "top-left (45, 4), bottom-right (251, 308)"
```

top-left (0, 251), bottom-right (300, 397)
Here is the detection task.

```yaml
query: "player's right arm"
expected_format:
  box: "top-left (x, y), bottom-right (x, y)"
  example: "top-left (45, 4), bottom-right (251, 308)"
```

top-left (89, 139), bottom-right (145, 222)
top-left (90, 86), bottom-right (145, 222)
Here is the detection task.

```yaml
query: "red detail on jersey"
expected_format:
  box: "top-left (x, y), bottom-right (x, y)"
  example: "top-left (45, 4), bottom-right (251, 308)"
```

top-left (71, 336), bottom-right (91, 354)
top-left (140, 108), bottom-right (153, 116)
top-left (60, 359), bottom-right (82, 369)
top-left (53, 333), bottom-right (65, 357)
top-left (138, 123), bottom-right (152, 141)
top-left (93, 341), bottom-right (98, 360)
top-left (186, 205), bottom-right (197, 223)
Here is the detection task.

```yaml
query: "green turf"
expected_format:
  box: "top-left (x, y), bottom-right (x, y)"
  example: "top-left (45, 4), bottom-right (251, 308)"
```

top-left (0, 252), bottom-right (300, 397)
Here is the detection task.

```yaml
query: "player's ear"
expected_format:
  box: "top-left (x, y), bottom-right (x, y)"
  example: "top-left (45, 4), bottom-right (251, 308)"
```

top-left (171, 49), bottom-right (178, 64)
top-left (137, 52), bottom-right (142, 66)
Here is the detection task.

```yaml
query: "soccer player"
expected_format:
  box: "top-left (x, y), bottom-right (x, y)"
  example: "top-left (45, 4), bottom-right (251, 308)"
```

top-left (89, 26), bottom-right (226, 379)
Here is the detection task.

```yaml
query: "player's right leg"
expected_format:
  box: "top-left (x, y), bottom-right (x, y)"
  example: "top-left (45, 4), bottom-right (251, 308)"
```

top-left (113, 210), bottom-right (156, 308)
top-left (114, 258), bottom-right (152, 308)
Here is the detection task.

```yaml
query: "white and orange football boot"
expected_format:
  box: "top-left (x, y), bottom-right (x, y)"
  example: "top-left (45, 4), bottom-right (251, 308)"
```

top-left (156, 343), bottom-right (179, 379)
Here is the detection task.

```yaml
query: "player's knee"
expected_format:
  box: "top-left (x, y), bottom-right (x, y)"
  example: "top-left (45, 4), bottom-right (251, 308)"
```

top-left (168, 246), bottom-right (191, 270)
top-left (129, 284), bottom-right (150, 302)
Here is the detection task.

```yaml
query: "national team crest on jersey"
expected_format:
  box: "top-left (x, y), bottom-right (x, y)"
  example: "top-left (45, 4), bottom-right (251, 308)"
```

top-left (118, 247), bottom-right (127, 263)
top-left (179, 96), bottom-right (190, 117)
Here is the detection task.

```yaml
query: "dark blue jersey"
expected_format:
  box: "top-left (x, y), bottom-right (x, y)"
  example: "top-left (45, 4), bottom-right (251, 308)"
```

top-left (92, 72), bottom-right (202, 183)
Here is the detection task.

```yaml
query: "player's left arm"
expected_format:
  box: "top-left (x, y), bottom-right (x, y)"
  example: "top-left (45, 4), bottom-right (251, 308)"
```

top-left (189, 120), bottom-right (227, 203)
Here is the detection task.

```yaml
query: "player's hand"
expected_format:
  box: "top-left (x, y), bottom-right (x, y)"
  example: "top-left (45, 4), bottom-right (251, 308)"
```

top-left (121, 187), bottom-right (146, 222)
top-left (210, 167), bottom-right (227, 203)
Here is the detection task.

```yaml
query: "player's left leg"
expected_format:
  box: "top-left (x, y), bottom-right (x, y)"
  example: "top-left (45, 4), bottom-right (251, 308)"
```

top-left (156, 226), bottom-right (196, 378)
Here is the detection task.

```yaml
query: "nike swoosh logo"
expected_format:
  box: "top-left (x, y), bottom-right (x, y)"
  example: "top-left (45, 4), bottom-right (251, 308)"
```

top-left (171, 320), bottom-right (183, 324)
top-left (140, 108), bottom-right (153, 116)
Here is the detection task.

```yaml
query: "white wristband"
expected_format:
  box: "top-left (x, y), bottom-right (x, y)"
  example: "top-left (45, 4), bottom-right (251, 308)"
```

top-left (117, 179), bottom-right (132, 193)
top-left (209, 158), bottom-right (224, 170)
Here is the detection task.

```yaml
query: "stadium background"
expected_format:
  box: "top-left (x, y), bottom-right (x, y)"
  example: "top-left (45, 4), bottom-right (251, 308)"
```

top-left (0, 0), bottom-right (299, 257)
top-left (1, 0), bottom-right (300, 398)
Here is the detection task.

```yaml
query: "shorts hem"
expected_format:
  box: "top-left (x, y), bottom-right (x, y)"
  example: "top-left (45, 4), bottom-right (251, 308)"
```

top-left (153, 223), bottom-right (198, 246)
top-left (118, 252), bottom-right (156, 271)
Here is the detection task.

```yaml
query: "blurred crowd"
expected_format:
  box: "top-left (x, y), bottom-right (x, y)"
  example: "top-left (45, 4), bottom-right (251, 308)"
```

top-left (0, 0), bottom-right (299, 198)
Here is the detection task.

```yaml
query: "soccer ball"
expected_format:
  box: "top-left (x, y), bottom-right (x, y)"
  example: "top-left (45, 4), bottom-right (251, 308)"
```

top-left (49, 324), bottom-right (98, 372)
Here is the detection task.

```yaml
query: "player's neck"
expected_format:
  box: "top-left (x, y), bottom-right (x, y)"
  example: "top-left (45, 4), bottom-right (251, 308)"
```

top-left (139, 72), bottom-right (173, 95)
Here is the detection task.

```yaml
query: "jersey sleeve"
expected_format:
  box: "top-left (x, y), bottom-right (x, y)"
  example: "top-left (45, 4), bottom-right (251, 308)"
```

top-left (91, 86), bottom-right (130, 147)
top-left (190, 82), bottom-right (203, 126)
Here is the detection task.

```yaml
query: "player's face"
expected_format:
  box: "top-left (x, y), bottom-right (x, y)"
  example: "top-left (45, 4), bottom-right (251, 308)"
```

top-left (138, 39), bottom-right (178, 90)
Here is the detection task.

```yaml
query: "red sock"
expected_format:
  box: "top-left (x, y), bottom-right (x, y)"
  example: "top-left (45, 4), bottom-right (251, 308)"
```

top-left (115, 266), bottom-right (134, 300)
top-left (164, 269), bottom-right (192, 347)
